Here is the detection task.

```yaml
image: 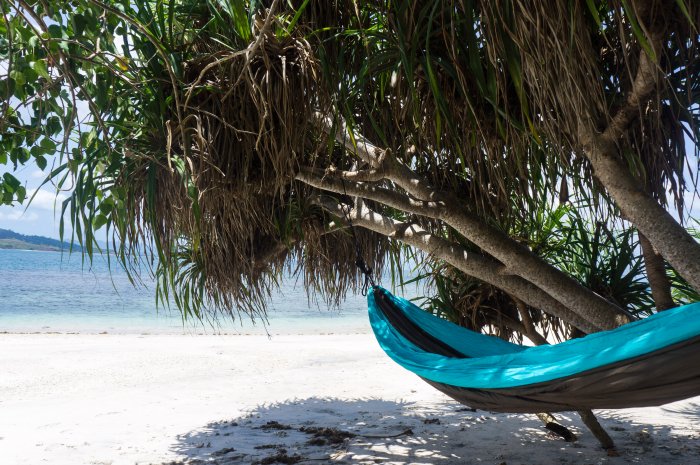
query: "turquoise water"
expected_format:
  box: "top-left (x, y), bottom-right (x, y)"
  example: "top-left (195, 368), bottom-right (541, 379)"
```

top-left (0, 249), bottom-right (409, 335)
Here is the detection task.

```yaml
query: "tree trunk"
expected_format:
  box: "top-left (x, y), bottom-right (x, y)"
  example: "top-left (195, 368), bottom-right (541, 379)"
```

top-left (639, 232), bottom-right (675, 311)
top-left (514, 299), bottom-right (549, 345)
top-left (582, 132), bottom-right (700, 293)
top-left (579, 37), bottom-right (700, 294)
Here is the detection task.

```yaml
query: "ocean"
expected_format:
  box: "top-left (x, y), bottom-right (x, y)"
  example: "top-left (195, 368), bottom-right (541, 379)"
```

top-left (0, 249), bottom-right (414, 335)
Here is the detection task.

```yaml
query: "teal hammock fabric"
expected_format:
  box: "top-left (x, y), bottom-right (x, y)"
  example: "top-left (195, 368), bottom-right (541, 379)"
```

top-left (368, 286), bottom-right (700, 411)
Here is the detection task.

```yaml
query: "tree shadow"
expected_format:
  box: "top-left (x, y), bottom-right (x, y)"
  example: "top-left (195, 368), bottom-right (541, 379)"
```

top-left (164, 397), bottom-right (700, 465)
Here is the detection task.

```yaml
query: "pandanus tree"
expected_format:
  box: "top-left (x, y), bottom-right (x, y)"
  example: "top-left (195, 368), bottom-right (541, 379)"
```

top-left (2, 0), bottom-right (700, 448)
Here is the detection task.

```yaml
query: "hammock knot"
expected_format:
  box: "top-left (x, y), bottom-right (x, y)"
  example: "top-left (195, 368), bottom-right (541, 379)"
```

top-left (355, 256), bottom-right (376, 296)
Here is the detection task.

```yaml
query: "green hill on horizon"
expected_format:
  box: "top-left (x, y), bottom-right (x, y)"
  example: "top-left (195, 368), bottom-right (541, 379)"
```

top-left (0, 229), bottom-right (81, 252)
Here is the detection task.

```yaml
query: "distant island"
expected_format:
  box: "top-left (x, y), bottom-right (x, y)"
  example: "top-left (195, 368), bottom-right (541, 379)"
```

top-left (0, 229), bottom-right (81, 252)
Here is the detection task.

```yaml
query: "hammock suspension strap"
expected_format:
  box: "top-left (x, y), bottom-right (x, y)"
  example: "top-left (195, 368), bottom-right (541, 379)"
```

top-left (340, 177), bottom-right (376, 295)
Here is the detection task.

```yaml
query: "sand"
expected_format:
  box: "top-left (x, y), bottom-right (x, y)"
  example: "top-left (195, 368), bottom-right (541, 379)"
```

top-left (1, 332), bottom-right (698, 465)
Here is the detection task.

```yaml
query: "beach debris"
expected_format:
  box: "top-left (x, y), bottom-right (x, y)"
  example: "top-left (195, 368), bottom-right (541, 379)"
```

top-left (541, 419), bottom-right (577, 443)
top-left (255, 420), bottom-right (292, 430)
top-left (633, 430), bottom-right (653, 444)
top-left (423, 418), bottom-right (441, 425)
top-left (260, 421), bottom-right (293, 430)
top-left (252, 451), bottom-right (304, 465)
top-left (254, 444), bottom-right (285, 450)
top-left (299, 426), bottom-right (355, 446)
top-left (299, 426), bottom-right (356, 446)
top-left (211, 446), bottom-right (236, 456)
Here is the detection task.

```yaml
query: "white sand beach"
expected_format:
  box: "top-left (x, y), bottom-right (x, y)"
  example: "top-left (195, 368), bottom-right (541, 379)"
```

top-left (1, 332), bottom-right (699, 465)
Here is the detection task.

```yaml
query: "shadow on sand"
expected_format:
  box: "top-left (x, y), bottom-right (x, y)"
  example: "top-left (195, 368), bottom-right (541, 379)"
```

top-left (163, 397), bottom-right (700, 465)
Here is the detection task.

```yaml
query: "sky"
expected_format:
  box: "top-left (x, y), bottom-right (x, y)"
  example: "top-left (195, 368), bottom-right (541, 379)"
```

top-left (0, 158), bottom-right (68, 239)
top-left (0, 72), bottom-right (91, 240)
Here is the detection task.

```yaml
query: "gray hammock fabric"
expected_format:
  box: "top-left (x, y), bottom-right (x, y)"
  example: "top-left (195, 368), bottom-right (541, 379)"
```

top-left (369, 286), bottom-right (700, 412)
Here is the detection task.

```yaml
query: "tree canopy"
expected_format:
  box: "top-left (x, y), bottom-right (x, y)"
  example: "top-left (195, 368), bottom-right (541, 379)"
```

top-left (2, 0), bottom-right (700, 343)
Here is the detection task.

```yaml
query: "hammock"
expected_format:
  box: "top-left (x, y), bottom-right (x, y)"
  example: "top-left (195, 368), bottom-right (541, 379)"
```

top-left (368, 286), bottom-right (700, 412)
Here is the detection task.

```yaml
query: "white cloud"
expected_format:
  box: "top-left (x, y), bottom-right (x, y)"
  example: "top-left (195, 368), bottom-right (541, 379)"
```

top-left (26, 188), bottom-right (68, 211)
top-left (0, 210), bottom-right (39, 221)
top-left (30, 169), bottom-right (47, 179)
top-left (0, 191), bottom-right (67, 238)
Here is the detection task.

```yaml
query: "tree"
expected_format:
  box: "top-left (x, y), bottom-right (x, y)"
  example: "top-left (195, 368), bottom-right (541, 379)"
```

top-left (3, 0), bottom-right (699, 328)
top-left (2, 0), bottom-right (700, 447)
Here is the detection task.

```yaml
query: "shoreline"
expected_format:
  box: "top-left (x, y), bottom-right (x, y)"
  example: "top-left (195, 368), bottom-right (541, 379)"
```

top-left (0, 309), bottom-right (372, 337)
top-left (0, 319), bottom-right (371, 337)
top-left (1, 332), bottom-right (698, 465)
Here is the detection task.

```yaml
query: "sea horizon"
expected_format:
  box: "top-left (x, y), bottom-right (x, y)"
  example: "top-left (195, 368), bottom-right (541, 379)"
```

top-left (0, 248), bottom-right (414, 336)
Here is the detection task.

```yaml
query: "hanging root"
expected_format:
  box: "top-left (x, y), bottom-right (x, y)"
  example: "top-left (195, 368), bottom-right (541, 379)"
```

top-left (535, 413), bottom-right (577, 442)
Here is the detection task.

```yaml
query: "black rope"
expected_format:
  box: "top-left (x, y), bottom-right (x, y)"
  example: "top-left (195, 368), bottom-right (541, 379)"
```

top-left (340, 177), bottom-right (377, 295)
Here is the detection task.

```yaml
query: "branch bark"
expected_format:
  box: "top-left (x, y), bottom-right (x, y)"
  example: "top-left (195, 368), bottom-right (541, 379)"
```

top-left (639, 232), bottom-right (675, 311)
top-left (514, 298), bottom-right (549, 345)
top-left (299, 165), bottom-right (630, 330)
top-left (313, 195), bottom-right (601, 333)
top-left (577, 409), bottom-right (616, 451)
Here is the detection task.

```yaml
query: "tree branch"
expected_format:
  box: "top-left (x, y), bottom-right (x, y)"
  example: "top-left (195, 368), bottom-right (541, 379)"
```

top-left (326, 165), bottom-right (388, 183)
top-left (316, 116), bottom-right (440, 201)
top-left (639, 232), bottom-right (675, 311)
top-left (314, 117), bottom-right (631, 328)
top-left (315, 113), bottom-right (384, 168)
top-left (604, 41), bottom-right (659, 142)
top-left (298, 163), bottom-right (629, 330)
top-left (297, 166), bottom-right (447, 217)
top-left (313, 195), bottom-right (601, 333)
top-left (514, 298), bottom-right (549, 345)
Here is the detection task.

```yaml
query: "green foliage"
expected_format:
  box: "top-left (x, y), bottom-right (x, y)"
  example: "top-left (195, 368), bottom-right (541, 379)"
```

top-left (533, 207), bottom-right (653, 316)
